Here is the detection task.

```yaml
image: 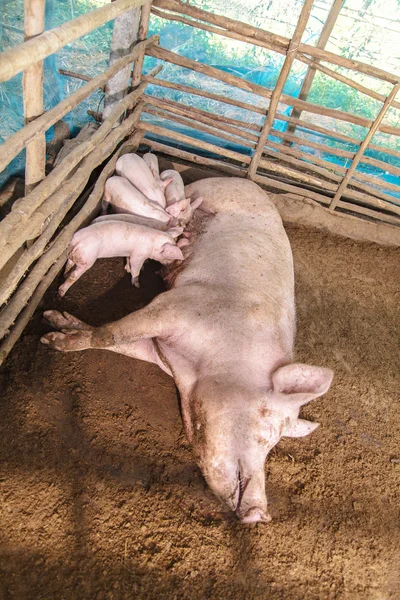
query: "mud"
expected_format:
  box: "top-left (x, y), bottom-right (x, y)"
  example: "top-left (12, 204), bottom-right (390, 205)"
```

top-left (1, 225), bottom-right (399, 599)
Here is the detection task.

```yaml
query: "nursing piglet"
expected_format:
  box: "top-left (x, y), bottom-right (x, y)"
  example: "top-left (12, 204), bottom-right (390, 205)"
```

top-left (160, 169), bottom-right (203, 224)
top-left (59, 222), bottom-right (183, 296)
top-left (116, 154), bottom-right (172, 208)
top-left (102, 176), bottom-right (171, 224)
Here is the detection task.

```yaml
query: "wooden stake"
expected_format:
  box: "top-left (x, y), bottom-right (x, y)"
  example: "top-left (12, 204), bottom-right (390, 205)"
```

top-left (247, 0), bottom-right (315, 179)
top-left (0, 36), bottom-right (159, 173)
top-left (285, 0), bottom-right (344, 138)
top-left (0, 0), bottom-right (151, 83)
top-left (131, 1), bottom-right (152, 88)
top-left (329, 83), bottom-right (400, 210)
top-left (23, 0), bottom-right (46, 194)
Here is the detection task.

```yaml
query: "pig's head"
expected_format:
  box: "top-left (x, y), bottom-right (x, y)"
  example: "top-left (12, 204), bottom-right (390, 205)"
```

top-left (166, 196), bottom-right (203, 225)
top-left (187, 364), bottom-right (333, 524)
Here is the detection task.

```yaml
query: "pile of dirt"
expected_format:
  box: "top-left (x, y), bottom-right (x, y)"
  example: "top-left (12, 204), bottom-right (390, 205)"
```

top-left (0, 225), bottom-right (399, 599)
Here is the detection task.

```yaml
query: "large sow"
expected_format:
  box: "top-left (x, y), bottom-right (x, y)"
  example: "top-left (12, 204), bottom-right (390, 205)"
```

top-left (42, 177), bottom-right (333, 523)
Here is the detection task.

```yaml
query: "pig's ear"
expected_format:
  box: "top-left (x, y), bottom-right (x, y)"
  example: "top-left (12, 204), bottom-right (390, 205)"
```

top-left (190, 196), bottom-right (203, 210)
top-left (282, 418), bottom-right (319, 438)
top-left (167, 226), bottom-right (184, 238)
top-left (270, 363), bottom-right (333, 409)
top-left (160, 243), bottom-right (184, 261)
top-left (160, 176), bottom-right (174, 190)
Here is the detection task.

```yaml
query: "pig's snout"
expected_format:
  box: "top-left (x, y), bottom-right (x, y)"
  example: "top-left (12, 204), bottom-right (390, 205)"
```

top-left (237, 506), bottom-right (272, 524)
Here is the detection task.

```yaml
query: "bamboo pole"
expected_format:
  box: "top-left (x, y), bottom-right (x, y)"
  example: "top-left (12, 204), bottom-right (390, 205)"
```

top-left (131, 1), bottom-right (152, 88)
top-left (142, 137), bottom-right (399, 227)
top-left (329, 83), bottom-right (400, 210)
top-left (23, 0), bottom-right (46, 194)
top-left (0, 130), bottom-right (145, 361)
top-left (247, 0), bottom-right (315, 179)
top-left (143, 94), bottom-right (260, 140)
top-left (143, 105), bottom-right (256, 146)
top-left (0, 36), bottom-right (159, 173)
top-left (286, 0), bottom-right (345, 139)
top-left (143, 75), bottom-right (400, 159)
top-left (103, 4), bottom-right (141, 120)
top-left (0, 0), bottom-right (151, 83)
top-left (146, 46), bottom-right (400, 137)
top-left (151, 5), bottom-right (400, 113)
top-left (0, 100), bottom-right (145, 274)
top-left (152, 0), bottom-right (400, 85)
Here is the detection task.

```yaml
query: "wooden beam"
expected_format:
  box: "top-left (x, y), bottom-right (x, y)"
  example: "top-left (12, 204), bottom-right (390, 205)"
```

top-left (152, 0), bottom-right (400, 84)
top-left (151, 5), bottom-right (400, 112)
top-left (0, 36), bottom-right (159, 173)
top-left (329, 83), bottom-right (400, 210)
top-left (131, 1), bottom-right (152, 88)
top-left (0, 0), bottom-right (152, 83)
top-left (146, 46), bottom-right (400, 137)
top-left (247, 0), bottom-right (315, 179)
top-left (23, 0), bottom-right (46, 194)
top-left (286, 0), bottom-right (344, 138)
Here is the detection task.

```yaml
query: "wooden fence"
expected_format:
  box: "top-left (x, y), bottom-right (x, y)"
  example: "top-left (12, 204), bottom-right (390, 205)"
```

top-left (0, 0), bottom-right (399, 364)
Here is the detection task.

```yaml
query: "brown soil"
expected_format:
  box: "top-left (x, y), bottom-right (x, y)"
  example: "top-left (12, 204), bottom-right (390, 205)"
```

top-left (1, 225), bottom-right (399, 600)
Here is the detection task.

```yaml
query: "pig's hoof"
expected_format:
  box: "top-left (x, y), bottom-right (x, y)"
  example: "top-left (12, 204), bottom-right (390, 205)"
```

top-left (43, 310), bottom-right (92, 331)
top-left (40, 330), bottom-right (92, 352)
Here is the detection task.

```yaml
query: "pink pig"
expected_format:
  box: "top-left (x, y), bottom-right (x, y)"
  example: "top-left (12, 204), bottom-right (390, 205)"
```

top-left (142, 153), bottom-right (162, 184)
top-left (116, 153), bottom-right (172, 208)
top-left (59, 222), bottom-right (183, 296)
top-left (102, 176), bottom-right (171, 224)
top-left (160, 169), bottom-right (203, 224)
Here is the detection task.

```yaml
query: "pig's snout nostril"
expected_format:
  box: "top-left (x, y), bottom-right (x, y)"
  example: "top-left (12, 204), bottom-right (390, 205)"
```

top-left (239, 507), bottom-right (272, 524)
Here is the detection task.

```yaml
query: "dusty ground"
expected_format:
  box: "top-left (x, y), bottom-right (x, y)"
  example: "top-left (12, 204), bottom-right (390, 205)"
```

top-left (0, 225), bottom-right (399, 600)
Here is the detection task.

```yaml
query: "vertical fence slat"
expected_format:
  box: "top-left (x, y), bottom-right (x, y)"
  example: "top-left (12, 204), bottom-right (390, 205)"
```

top-left (23, 0), bottom-right (46, 194)
top-left (247, 0), bottom-right (315, 180)
top-left (131, 0), bottom-right (152, 88)
top-left (285, 0), bottom-right (344, 140)
top-left (329, 82), bottom-right (400, 211)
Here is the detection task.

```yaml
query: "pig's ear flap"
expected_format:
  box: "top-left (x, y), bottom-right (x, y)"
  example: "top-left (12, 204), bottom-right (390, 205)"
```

top-left (166, 226), bottom-right (184, 238)
top-left (160, 176), bottom-right (174, 190)
top-left (269, 363), bottom-right (333, 410)
top-left (160, 243), bottom-right (184, 261)
top-left (282, 418), bottom-right (319, 438)
top-left (190, 196), bottom-right (203, 210)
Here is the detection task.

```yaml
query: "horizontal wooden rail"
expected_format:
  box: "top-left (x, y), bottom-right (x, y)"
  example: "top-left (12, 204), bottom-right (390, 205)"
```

top-left (0, 0), bottom-right (151, 83)
top-left (153, 0), bottom-right (400, 85)
top-left (146, 46), bottom-right (400, 137)
top-left (0, 36), bottom-right (159, 173)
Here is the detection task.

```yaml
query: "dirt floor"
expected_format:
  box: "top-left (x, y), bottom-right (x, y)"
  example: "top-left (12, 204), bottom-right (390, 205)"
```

top-left (0, 224), bottom-right (399, 600)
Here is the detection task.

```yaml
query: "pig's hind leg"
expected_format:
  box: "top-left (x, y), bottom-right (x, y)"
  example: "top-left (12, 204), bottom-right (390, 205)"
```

top-left (41, 291), bottom-right (176, 353)
top-left (41, 305), bottom-right (173, 374)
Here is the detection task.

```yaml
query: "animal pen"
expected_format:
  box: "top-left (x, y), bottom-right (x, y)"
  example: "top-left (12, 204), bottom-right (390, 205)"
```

top-left (0, 1), bottom-right (399, 597)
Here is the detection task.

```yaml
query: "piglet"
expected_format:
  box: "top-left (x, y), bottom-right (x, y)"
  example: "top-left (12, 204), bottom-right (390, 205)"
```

top-left (160, 169), bottom-right (204, 224)
top-left (102, 176), bottom-right (171, 224)
top-left (59, 222), bottom-right (183, 296)
top-left (142, 153), bottom-right (162, 184)
top-left (116, 153), bottom-right (172, 208)
top-left (92, 213), bottom-right (168, 231)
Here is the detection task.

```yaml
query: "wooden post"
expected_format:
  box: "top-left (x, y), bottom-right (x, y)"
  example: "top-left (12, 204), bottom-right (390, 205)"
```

top-left (23, 0), bottom-right (46, 194)
top-left (247, 0), bottom-right (315, 180)
top-left (285, 0), bottom-right (344, 140)
top-left (131, 1), bottom-right (152, 88)
top-left (329, 82), bottom-right (400, 211)
top-left (103, 2), bottom-right (141, 121)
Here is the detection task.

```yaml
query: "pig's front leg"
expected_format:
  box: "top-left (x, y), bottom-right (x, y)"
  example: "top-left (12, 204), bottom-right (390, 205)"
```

top-left (128, 250), bottom-right (148, 288)
top-left (41, 292), bottom-right (174, 353)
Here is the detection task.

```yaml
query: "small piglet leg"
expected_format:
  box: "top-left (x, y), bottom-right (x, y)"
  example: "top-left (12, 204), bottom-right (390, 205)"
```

top-left (58, 262), bottom-right (93, 297)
